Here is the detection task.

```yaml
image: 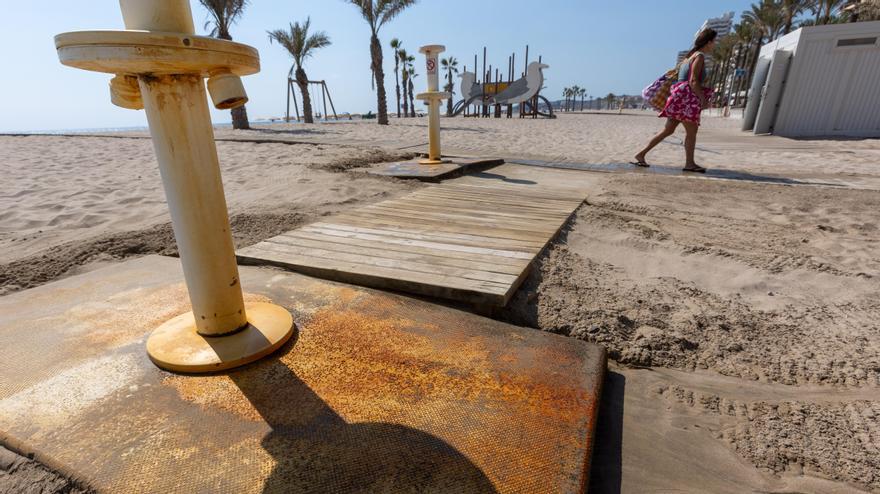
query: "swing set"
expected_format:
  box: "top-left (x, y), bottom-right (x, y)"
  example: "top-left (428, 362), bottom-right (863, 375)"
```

top-left (285, 65), bottom-right (339, 122)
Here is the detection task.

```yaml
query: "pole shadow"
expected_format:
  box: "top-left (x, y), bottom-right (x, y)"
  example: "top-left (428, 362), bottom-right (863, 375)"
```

top-left (226, 329), bottom-right (499, 494)
top-left (587, 371), bottom-right (625, 494)
top-left (471, 171), bottom-right (538, 185)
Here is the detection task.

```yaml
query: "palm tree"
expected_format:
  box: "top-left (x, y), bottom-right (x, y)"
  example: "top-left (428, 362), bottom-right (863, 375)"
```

top-left (606, 93), bottom-right (616, 110)
top-left (853, 0), bottom-right (880, 20)
top-left (199, 0), bottom-right (250, 129)
top-left (441, 57), bottom-right (459, 116)
top-left (570, 85), bottom-right (580, 112)
top-left (406, 55), bottom-right (417, 117)
top-left (345, 0), bottom-right (418, 125)
top-left (781, 0), bottom-right (810, 33)
top-left (390, 38), bottom-right (402, 118)
top-left (398, 48), bottom-right (410, 118)
top-left (579, 88), bottom-right (587, 111)
top-left (562, 88), bottom-right (570, 111)
top-left (268, 18), bottom-right (331, 124)
top-left (819, 0), bottom-right (848, 23)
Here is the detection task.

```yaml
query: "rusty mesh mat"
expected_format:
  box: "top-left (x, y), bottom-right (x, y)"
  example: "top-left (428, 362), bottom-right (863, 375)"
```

top-left (0, 255), bottom-right (605, 493)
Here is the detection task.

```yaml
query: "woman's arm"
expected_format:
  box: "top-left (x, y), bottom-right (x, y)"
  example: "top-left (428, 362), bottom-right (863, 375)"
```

top-left (689, 54), bottom-right (708, 108)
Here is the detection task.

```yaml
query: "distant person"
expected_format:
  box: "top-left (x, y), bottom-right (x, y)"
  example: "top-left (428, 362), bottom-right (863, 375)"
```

top-left (633, 28), bottom-right (717, 173)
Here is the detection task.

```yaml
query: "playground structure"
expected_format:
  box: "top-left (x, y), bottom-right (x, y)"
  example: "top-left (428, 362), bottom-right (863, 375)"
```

top-left (55, 0), bottom-right (294, 372)
top-left (285, 68), bottom-right (339, 122)
top-left (452, 46), bottom-right (555, 119)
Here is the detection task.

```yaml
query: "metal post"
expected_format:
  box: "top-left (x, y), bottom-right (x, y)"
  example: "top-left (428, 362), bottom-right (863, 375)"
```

top-left (55, 0), bottom-right (293, 373)
top-left (416, 45), bottom-right (450, 165)
top-left (323, 81), bottom-right (339, 120)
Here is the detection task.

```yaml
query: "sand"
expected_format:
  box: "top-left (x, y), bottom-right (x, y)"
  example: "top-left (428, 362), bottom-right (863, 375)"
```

top-left (2, 113), bottom-right (879, 493)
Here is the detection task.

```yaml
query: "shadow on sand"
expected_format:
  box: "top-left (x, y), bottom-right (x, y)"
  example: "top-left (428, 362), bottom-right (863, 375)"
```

top-left (225, 331), bottom-right (498, 494)
top-left (587, 371), bottom-right (626, 494)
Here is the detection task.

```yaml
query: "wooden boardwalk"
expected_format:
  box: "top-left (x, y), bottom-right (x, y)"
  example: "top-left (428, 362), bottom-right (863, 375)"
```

top-left (238, 166), bottom-right (588, 306)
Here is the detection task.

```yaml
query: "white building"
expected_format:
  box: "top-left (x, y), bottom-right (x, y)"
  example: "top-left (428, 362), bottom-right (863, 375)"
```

top-left (743, 21), bottom-right (880, 137)
top-left (676, 13), bottom-right (734, 65)
top-left (698, 12), bottom-right (734, 38)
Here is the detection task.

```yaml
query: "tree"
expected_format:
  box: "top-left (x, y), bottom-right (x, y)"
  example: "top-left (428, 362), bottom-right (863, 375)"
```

top-left (268, 18), bottom-right (331, 124)
top-left (441, 57), bottom-right (459, 116)
top-left (853, 0), bottom-right (880, 21)
top-left (345, 0), bottom-right (418, 125)
top-left (570, 85), bottom-right (580, 112)
top-left (606, 93), bottom-right (616, 110)
top-left (398, 48), bottom-right (410, 118)
top-left (819, 0), bottom-right (849, 23)
top-left (562, 87), bottom-right (571, 111)
top-left (390, 38), bottom-right (402, 118)
top-left (781, 0), bottom-right (810, 33)
top-left (580, 88), bottom-right (587, 111)
top-left (406, 55), bottom-right (417, 117)
top-left (199, 0), bottom-right (251, 129)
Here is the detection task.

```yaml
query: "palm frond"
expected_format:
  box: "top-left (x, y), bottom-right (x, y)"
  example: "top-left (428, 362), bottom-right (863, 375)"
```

top-left (377, 0), bottom-right (418, 30)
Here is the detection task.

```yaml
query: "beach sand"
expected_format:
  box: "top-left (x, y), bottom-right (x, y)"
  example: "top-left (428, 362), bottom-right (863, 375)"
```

top-left (2, 113), bottom-right (878, 493)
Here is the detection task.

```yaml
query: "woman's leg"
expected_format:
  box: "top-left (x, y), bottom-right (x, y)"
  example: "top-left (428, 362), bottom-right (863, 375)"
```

top-left (682, 121), bottom-right (706, 171)
top-left (634, 118), bottom-right (679, 163)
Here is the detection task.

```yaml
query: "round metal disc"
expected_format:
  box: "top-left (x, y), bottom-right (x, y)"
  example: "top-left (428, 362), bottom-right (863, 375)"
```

top-left (55, 30), bottom-right (259, 76)
top-left (146, 302), bottom-right (293, 373)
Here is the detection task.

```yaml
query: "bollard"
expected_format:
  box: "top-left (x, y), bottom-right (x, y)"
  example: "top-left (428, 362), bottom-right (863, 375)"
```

top-left (416, 45), bottom-right (451, 165)
top-left (55, 0), bottom-right (293, 373)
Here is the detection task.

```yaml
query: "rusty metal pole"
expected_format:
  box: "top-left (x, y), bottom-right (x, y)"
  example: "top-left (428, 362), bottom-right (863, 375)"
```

top-left (55, 0), bottom-right (293, 373)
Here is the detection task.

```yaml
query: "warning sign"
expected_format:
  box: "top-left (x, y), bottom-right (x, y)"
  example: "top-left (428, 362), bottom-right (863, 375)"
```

top-left (426, 58), bottom-right (436, 74)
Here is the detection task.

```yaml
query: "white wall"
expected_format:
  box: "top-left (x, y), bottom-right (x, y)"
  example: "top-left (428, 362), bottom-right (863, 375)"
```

top-left (773, 21), bottom-right (880, 137)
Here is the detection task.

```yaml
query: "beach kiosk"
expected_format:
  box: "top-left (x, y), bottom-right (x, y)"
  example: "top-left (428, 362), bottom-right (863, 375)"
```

top-left (744, 21), bottom-right (880, 137)
top-left (54, 0), bottom-right (294, 372)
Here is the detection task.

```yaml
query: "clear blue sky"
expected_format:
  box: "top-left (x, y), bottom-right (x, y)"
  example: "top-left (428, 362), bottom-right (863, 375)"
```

top-left (0, 0), bottom-right (754, 132)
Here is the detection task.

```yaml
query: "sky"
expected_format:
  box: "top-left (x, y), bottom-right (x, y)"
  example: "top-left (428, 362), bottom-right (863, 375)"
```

top-left (0, 0), bottom-right (755, 132)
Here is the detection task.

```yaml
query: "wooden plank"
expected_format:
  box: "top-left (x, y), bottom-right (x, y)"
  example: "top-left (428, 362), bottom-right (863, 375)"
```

top-left (274, 230), bottom-right (528, 268)
top-left (432, 183), bottom-right (586, 202)
top-left (251, 240), bottom-right (519, 285)
top-left (413, 190), bottom-right (584, 212)
top-left (238, 179), bottom-right (588, 307)
top-left (238, 248), bottom-right (511, 305)
top-left (310, 222), bottom-right (546, 251)
top-left (389, 198), bottom-right (568, 221)
top-left (338, 207), bottom-right (559, 237)
top-left (331, 212), bottom-right (561, 244)
top-left (256, 233), bottom-right (525, 275)
top-left (296, 225), bottom-right (535, 260)
top-left (362, 205), bottom-right (562, 233)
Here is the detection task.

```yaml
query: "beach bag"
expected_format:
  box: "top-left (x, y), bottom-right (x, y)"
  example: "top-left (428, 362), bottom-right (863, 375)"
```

top-left (643, 66), bottom-right (680, 112)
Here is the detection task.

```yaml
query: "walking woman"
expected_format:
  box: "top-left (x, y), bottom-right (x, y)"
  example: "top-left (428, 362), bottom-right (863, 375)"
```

top-left (634, 28), bottom-right (717, 172)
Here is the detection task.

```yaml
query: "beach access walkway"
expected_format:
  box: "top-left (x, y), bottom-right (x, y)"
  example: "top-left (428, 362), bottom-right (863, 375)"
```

top-left (238, 164), bottom-right (590, 307)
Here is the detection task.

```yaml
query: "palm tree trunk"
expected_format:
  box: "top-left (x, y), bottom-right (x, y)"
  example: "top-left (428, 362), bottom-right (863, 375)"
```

top-left (231, 106), bottom-right (250, 130)
top-left (394, 56), bottom-right (401, 119)
top-left (218, 30), bottom-right (250, 129)
top-left (402, 73), bottom-right (409, 118)
top-left (408, 79), bottom-right (415, 117)
top-left (296, 67), bottom-right (313, 124)
top-left (370, 34), bottom-right (389, 125)
top-left (446, 71), bottom-right (454, 116)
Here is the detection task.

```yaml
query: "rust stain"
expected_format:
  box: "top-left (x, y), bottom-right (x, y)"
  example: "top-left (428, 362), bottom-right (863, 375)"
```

top-left (162, 287), bottom-right (598, 491)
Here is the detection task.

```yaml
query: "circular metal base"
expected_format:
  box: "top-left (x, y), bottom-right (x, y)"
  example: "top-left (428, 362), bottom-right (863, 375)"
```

top-left (419, 158), bottom-right (450, 165)
top-left (146, 302), bottom-right (294, 373)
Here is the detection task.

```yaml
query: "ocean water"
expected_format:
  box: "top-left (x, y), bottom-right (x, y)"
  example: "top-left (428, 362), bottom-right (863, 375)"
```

top-left (5, 116), bottom-right (357, 135)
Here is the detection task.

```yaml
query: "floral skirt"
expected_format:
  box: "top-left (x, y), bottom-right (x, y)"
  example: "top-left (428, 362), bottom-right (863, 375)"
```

top-left (659, 82), bottom-right (713, 125)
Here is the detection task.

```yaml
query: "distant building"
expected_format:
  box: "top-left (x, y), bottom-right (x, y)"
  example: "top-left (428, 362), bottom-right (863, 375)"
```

top-left (676, 50), bottom-right (690, 64)
top-left (675, 12), bottom-right (735, 65)
top-left (698, 12), bottom-right (735, 38)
